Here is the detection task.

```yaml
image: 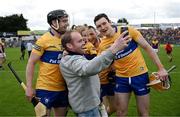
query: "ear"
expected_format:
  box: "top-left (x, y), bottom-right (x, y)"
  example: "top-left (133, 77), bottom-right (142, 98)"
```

top-left (66, 43), bottom-right (73, 49)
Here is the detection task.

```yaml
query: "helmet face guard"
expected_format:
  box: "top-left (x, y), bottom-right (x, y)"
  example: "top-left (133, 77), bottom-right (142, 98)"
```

top-left (47, 9), bottom-right (68, 25)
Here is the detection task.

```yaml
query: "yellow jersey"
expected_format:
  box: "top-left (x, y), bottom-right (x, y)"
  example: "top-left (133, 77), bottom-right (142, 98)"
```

top-left (32, 32), bottom-right (66, 91)
top-left (97, 39), bottom-right (113, 84)
top-left (98, 66), bottom-right (114, 84)
top-left (84, 42), bottom-right (97, 55)
top-left (98, 26), bottom-right (148, 78)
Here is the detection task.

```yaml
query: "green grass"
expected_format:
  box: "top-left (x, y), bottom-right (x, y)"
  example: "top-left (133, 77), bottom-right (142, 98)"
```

top-left (0, 46), bottom-right (180, 116)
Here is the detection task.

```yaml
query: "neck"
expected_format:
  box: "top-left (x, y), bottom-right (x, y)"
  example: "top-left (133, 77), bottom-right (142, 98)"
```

top-left (50, 28), bottom-right (61, 38)
top-left (67, 50), bottom-right (83, 55)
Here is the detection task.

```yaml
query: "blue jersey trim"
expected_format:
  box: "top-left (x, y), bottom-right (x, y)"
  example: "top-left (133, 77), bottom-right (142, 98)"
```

top-left (40, 50), bottom-right (63, 64)
top-left (115, 39), bottom-right (138, 59)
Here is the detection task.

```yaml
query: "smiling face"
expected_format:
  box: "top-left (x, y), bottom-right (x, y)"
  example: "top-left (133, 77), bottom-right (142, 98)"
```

top-left (51, 16), bottom-right (69, 34)
top-left (95, 17), bottom-right (114, 37)
top-left (87, 27), bottom-right (97, 43)
top-left (58, 16), bottom-right (69, 34)
top-left (69, 32), bottom-right (86, 54)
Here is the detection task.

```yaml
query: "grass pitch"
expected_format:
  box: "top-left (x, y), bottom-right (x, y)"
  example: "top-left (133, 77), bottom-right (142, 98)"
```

top-left (0, 46), bottom-right (180, 116)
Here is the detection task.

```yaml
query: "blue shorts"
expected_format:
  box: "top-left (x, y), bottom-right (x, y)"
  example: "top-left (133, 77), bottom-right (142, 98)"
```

top-left (100, 83), bottom-right (115, 102)
top-left (36, 89), bottom-right (68, 109)
top-left (114, 72), bottom-right (150, 96)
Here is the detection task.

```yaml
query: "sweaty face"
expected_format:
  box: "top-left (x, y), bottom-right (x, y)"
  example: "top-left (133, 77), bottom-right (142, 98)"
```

top-left (95, 17), bottom-right (113, 37)
top-left (71, 32), bottom-right (86, 54)
top-left (58, 16), bottom-right (69, 34)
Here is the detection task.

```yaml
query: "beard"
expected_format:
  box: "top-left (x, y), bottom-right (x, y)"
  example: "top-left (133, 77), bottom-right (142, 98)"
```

top-left (59, 30), bottom-right (66, 35)
top-left (58, 26), bottom-right (69, 35)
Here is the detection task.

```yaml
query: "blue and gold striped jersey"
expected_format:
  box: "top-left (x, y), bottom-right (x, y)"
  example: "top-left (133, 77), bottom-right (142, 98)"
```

top-left (98, 26), bottom-right (148, 78)
top-left (32, 32), bottom-right (66, 91)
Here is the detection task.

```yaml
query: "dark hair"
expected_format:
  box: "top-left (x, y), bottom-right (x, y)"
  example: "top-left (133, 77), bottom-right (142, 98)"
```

top-left (94, 13), bottom-right (110, 24)
top-left (61, 31), bottom-right (74, 50)
top-left (88, 25), bottom-right (96, 31)
top-left (71, 25), bottom-right (76, 30)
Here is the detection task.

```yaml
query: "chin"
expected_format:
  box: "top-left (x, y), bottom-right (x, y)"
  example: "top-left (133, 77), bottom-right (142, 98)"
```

top-left (60, 31), bottom-right (66, 35)
top-left (81, 50), bottom-right (85, 54)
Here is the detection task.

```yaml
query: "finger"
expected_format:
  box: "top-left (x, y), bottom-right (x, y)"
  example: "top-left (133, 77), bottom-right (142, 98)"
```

top-left (164, 75), bottom-right (168, 81)
top-left (124, 43), bottom-right (129, 47)
top-left (120, 31), bottom-right (129, 38)
top-left (125, 37), bottom-right (132, 43)
top-left (123, 35), bottom-right (131, 40)
top-left (160, 75), bottom-right (167, 81)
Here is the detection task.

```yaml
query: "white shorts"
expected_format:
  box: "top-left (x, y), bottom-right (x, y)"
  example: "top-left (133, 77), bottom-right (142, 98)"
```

top-left (153, 49), bottom-right (158, 53)
top-left (0, 53), bottom-right (6, 58)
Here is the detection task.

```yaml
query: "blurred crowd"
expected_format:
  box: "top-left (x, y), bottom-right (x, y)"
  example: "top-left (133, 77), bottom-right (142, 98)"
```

top-left (1, 27), bottom-right (180, 48)
top-left (139, 28), bottom-right (180, 44)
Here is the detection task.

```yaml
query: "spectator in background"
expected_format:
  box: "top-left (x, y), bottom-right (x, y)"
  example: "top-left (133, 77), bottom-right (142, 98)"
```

top-left (165, 42), bottom-right (173, 62)
top-left (26, 41), bottom-right (33, 58)
top-left (151, 37), bottom-right (159, 53)
top-left (20, 40), bottom-right (26, 60)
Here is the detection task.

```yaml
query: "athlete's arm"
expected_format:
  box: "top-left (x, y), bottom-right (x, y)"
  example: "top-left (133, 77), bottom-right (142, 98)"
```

top-left (26, 52), bottom-right (41, 102)
top-left (137, 36), bottom-right (168, 81)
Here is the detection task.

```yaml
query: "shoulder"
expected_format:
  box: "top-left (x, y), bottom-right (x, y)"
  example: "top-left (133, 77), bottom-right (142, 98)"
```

top-left (36, 32), bottom-right (53, 45)
top-left (128, 26), bottom-right (143, 41)
top-left (37, 32), bottom-right (51, 41)
top-left (60, 55), bottom-right (86, 69)
top-left (61, 55), bottom-right (85, 63)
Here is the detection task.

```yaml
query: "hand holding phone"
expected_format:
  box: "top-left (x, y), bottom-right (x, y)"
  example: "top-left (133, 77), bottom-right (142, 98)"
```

top-left (121, 26), bottom-right (129, 37)
top-left (121, 26), bottom-right (130, 46)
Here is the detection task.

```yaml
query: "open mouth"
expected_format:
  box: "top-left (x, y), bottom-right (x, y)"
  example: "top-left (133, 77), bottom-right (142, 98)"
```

top-left (101, 30), bottom-right (107, 33)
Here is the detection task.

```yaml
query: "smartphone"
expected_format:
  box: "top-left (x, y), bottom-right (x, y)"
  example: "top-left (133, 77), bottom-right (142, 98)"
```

top-left (121, 26), bottom-right (129, 37)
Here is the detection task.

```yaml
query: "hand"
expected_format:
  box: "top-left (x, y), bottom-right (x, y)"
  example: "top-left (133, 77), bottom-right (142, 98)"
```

top-left (25, 87), bottom-right (35, 102)
top-left (157, 68), bottom-right (168, 81)
top-left (62, 50), bottom-right (69, 56)
top-left (109, 31), bottom-right (131, 54)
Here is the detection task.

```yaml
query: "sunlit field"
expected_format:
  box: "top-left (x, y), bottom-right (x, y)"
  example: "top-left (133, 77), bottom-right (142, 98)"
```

top-left (0, 46), bottom-right (180, 116)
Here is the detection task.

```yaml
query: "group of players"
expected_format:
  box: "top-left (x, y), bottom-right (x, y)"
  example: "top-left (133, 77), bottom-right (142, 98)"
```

top-left (23, 9), bottom-right (171, 116)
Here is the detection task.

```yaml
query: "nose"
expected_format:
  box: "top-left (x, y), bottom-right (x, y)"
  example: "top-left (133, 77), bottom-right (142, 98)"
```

top-left (101, 25), bottom-right (106, 30)
top-left (66, 22), bottom-right (69, 26)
